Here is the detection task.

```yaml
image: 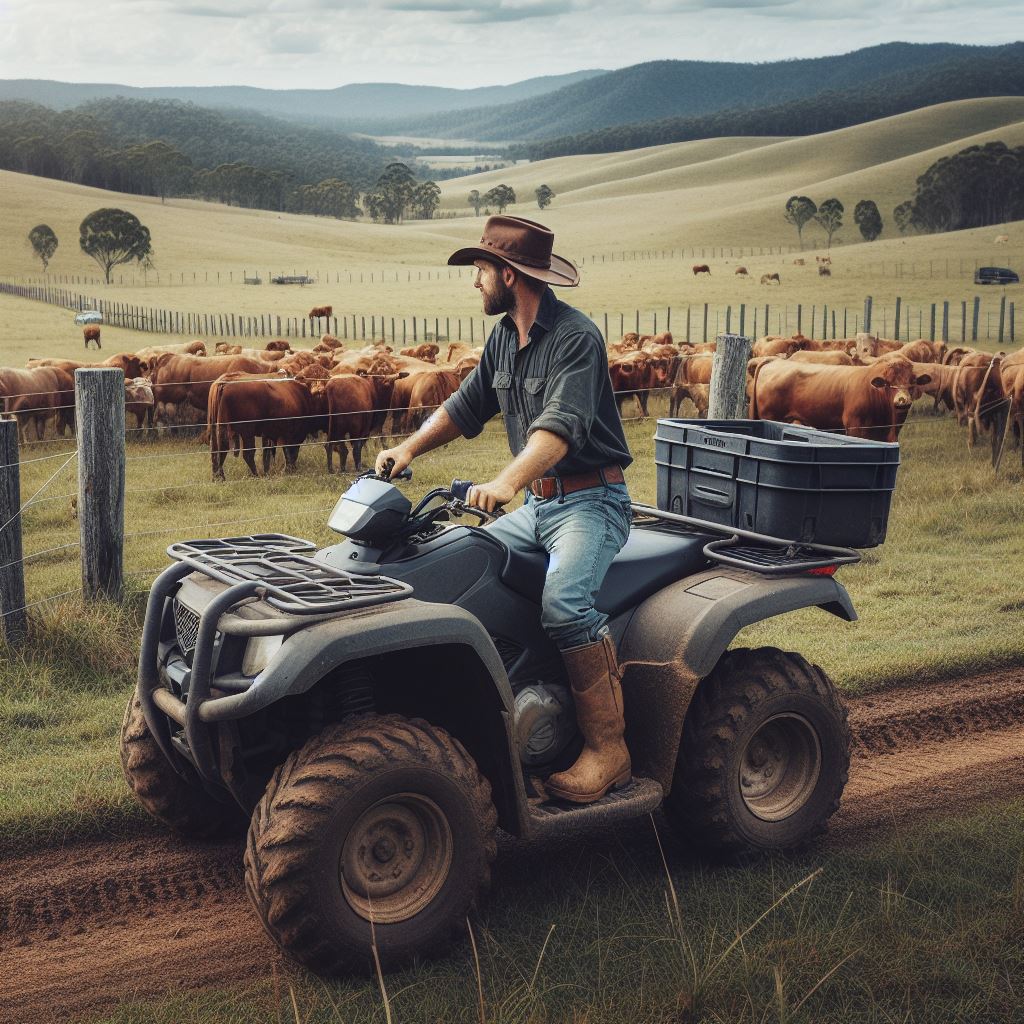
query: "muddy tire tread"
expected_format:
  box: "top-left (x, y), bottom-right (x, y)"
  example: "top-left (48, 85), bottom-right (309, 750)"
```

top-left (244, 713), bottom-right (497, 976)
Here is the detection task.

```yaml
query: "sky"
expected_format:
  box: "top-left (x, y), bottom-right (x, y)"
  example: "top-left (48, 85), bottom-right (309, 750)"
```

top-left (0, 0), bottom-right (1020, 90)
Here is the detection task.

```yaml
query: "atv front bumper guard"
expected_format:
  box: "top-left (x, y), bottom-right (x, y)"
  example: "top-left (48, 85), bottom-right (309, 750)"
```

top-left (137, 534), bottom-right (413, 788)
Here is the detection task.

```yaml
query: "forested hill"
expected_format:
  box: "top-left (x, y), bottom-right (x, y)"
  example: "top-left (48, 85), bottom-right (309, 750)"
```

top-left (389, 42), bottom-right (1022, 143)
top-left (0, 97), bottom-right (387, 189)
top-left (513, 44), bottom-right (1024, 159)
top-left (0, 70), bottom-right (606, 123)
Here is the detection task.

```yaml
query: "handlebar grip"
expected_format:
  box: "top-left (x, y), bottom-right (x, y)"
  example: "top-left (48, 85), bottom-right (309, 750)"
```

top-left (450, 479), bottom-right (473, 502)
top-left (379, 458), bottom-right (412, 482)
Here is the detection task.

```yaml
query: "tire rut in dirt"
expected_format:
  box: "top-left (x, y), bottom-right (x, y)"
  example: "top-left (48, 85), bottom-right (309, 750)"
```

top-left (0, 837), bottom-right (242, 948)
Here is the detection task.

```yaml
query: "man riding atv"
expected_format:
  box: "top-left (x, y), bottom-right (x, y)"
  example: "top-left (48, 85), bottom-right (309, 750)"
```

top-left (377, 216), bottom-right (633, 804)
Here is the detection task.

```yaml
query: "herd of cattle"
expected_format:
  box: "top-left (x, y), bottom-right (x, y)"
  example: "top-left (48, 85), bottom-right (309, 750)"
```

top-left (3, 321), bottom-right (1023, 480)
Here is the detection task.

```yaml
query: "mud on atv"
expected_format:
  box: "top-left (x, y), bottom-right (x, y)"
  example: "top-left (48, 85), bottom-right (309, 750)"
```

top-left (124, 454), bottom-right (865, 976)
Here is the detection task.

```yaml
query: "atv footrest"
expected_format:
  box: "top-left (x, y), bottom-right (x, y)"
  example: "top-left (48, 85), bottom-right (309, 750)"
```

top-left (529, 777), bottom-right (663, 836)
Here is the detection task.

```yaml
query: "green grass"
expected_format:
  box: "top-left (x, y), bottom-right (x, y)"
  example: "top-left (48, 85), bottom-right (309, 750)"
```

top-left (86, 797), bottom-right (1024, 1024)
top-left (3, 399), bottom-right (1024, 853)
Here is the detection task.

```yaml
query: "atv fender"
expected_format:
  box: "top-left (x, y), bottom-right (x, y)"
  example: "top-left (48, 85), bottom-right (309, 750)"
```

top-left (197, 597), bottom-right (531, 835)
top-left (617, 566), bottom-right (856, 793)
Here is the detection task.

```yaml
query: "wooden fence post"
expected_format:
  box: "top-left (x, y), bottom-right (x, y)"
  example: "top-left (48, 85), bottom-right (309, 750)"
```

top-left (894, 297), bottom-right (902, 341)
top-left (942, 301), bottom-right (949, 343)
top-left (76, 369), bottom-right (125, 602)
top-left (708, 334), bottom-right (752, 420)
top-left (929, 304), bottom-right (936, 342)
top-left (863, 296), bottom-right (873, 334)
top-left (0, 420), bottom-right (26, 645)
top-left (972, 297), bottom-right (980, 342)
top-left (961, 301), bottom-right (967, 343)
top-left (998, 296), bottom-right (1007, 345)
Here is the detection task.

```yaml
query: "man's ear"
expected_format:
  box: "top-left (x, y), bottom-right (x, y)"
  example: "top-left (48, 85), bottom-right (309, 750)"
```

top-left (502, 265), bottom-right (516, 288)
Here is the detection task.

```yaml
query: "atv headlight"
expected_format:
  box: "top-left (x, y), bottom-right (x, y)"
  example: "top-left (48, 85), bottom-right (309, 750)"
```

top-left (242, 634), bottom-right (284, 676)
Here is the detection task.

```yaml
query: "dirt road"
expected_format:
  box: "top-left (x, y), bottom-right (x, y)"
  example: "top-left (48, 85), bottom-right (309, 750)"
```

top-left (2, 667), bottom-right (1022, 1023)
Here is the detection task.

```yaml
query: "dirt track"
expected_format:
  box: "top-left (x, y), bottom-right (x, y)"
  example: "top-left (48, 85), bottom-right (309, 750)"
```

top-left (2, 666), bottom-right (1022, 1023)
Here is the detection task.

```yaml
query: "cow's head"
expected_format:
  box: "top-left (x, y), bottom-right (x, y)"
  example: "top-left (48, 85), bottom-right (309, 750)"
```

top-left (871, 357), bottom-right (930, 409)
top-left (855, 333), bottom-right (879, 360)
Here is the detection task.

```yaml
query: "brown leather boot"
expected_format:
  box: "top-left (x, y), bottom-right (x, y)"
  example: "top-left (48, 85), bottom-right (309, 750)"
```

top-left (545, 634), bottom-right (631, 804)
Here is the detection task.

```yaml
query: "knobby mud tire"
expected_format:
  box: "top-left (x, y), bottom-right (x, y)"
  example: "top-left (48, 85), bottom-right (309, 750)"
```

top-left (119, 688), bottom-right (243, 838)
top-left (666, 647), bottom-right (850, 858)
top-left (244, 713), bottom-right (498, 977)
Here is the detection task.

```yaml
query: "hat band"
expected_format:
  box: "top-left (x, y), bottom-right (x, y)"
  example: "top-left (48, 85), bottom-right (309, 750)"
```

top-left (480, 239), bottom-right (551, 269)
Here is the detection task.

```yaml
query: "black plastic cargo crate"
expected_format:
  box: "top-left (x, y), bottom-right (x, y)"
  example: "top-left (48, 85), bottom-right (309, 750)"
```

top-left (654, 419), bottom-right (900, 548)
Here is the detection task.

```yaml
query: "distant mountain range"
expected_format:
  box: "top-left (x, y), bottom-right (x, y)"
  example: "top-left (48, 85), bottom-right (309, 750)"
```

top-left (0, 70), bottom-right (606, 123)
top-left (392, 42), bottom-right (1024, 143)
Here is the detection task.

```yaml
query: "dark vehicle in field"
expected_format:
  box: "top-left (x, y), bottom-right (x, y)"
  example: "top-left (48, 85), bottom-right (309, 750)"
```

top-left (974, 266), bottom-right (1019, 285)
top-left (123, 420), bottom-right (898, 975)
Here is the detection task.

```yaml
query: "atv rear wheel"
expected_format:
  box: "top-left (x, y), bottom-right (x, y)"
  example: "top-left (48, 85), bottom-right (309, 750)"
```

top-left (244, 713), bottom-right (498, 976)
top-left (665, 647), bottom-right (850, 857)
top-left (119, 687), bottom-right (243, 838)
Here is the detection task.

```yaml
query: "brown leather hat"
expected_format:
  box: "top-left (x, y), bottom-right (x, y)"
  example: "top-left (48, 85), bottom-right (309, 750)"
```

top-left (448, 215), bottom-right (579, 287)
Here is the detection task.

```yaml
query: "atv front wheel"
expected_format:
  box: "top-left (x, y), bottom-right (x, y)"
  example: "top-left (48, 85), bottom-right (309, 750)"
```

top-left (120, 687), bottom-right (243, 838)
top-left (244, 714), bottom-right (498, 976)
top-left (666, 647), bottom-right (850, 857)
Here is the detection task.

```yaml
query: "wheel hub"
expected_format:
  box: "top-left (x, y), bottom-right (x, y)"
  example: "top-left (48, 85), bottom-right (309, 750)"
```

top-left (340, 794), bottom-right (453, 924)
top-left (739, 714), bottom-right (821, 822)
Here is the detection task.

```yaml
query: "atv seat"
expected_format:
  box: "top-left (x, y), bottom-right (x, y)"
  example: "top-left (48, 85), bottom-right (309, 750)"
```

top-left (500, 525), bottom-right (712, 616)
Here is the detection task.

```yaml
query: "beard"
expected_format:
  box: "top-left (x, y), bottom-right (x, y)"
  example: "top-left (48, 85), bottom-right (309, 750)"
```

top-left (481, 274), bottom-right (515, 317)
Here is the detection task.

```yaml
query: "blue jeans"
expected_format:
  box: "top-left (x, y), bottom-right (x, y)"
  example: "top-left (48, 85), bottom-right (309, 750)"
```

top-left (485, 482), bottom-right (632, 650)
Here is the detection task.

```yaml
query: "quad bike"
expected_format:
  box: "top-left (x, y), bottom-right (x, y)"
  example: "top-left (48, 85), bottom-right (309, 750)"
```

top-left (123, 440), bottom-right (868, 976)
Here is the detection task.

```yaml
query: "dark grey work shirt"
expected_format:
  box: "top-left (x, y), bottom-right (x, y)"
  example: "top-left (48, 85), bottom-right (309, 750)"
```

top-left (444, 286), bottom-right (632, 476)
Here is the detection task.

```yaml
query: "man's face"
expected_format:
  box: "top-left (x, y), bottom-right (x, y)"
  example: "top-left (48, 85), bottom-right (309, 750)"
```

top-left (474, 259), bottom-right (514, 317)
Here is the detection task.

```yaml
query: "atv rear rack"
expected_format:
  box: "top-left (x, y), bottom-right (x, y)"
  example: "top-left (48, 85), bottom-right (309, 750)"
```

top-left (167, 534), bottom-right (413, 614)
top-left (630, 504), bottom-right (861, 576)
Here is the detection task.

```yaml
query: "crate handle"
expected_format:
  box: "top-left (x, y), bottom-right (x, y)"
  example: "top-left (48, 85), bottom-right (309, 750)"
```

top-left (691, 483), bottom-right (732, 509)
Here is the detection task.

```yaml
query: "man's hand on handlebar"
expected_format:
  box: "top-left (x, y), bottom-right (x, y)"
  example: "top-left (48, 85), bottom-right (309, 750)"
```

top-left (467, 479), bottom-right (515, 515)
top-left (375, 445), bottom-right (412, 479)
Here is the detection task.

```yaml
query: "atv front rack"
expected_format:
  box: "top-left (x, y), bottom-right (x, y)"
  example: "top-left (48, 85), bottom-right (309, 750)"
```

top-left (167, 533), bottom-right (413, 614)
top-left (630, 504), bottom-right (861, 576)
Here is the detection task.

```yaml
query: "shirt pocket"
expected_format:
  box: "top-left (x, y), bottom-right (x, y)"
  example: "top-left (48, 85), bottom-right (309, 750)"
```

top-left (523, 376), bottom-right (548, 422)
top-left (492, 370), bottom-right (513, 414)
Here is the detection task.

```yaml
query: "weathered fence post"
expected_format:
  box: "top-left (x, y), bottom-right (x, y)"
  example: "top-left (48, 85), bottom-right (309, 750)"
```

top-left (942, 301), bottom-right (949, 343)
top-left (929, 304), bottom-right (936, 342)
top-left (863, 296), bottom-right (873, 334)
top-left (972, 297), bottom-right (980, 342)
top-left (0, 420), bottom-right (27, 645)
top-left (708, 334), bottom-right (752, 420)
top-left (76, 369), bottom-right (125, 602)
top-left (894, 297), bottom-right (902, 341)
top-left (998, 296), bottom-right (1007, 346)
top-left (961, 301), bottom-right (967, 343)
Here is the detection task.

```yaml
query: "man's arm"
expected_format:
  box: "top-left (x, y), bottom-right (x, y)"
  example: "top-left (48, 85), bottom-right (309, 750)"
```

top-left (374, 406), bottom-right (463, 477)
top-left (467, 428), bottom-right (568, 513)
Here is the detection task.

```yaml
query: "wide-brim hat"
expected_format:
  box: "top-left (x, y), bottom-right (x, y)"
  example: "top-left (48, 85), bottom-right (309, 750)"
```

top-left (448, 215), bottom-right (579, 287)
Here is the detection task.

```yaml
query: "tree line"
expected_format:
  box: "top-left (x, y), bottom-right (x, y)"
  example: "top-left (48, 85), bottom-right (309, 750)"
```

top-left (29, 208), bottom-right (154, 283)
top-left (0, 98), bottom-right (445, 220)
top-left (783, 196), bottom-right (883, 248)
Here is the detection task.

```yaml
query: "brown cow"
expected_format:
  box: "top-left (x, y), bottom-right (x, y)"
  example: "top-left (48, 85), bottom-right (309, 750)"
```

top-left (692, 264), bottom-right (711, 276)
top-left (389, 368), bottom-right (459, 438)
top-left (898, 339), bottom-right (947, 363)
top-left (125, 377), bottom-right (155, 431)
top-left (314, 334), bottom-right (344, 352)
top-left (852, 333), bottom-right (902, 360)
top-left (668, 354), bottom-right (714, 417)
top-left (818, 266), bottom-right (831, 277)
top-left (752, 336), bottom-right (802, 358)
top-left (750, 355), bottom-right (930, 441)
top-left (609, 350), bottom-right (672, 418)
top-left (83, 326), bottom-right (101, 350)
top-left (136, 341), bottom-right (206, 360)
top-left (208, 369), bottom-right (328, 479)
top-left (309, 306), bottom-right (333, 320)
top-left (735, 267), bottom-right (749, 278)
top-left (326, 367), bottom-right (408, 473)
top-left (0, 367), bottom-right (75, 441)
top-left (952, 352), bottom-right (1007, 456)
top-left (995, 351), bottom-right (1024, 468)
top-left (149, 353), bottom-right (268, 422)
top-left (792, 258), bottom-right (806, 267)
top-left (760, 273), bottom-right (781, 285)
top-left (400, 344), bottom-right (439, 363)
top-left (26, 352), bottom-right (144, 379)
top-left (265, 340), bottom-right (292, 353)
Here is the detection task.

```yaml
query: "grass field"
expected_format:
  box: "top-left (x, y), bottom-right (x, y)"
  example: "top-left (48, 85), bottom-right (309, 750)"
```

top-left (1, 97), bottom-right (1022, 337)
top-left (2, 381), bottom-right (1024, 854)
top-left (86, 797), bottom-right (1024, 1023)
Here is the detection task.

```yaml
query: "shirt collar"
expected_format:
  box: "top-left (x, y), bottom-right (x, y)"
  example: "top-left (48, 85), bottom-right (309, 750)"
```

top-left (500, 286), bottom-right (556, 343)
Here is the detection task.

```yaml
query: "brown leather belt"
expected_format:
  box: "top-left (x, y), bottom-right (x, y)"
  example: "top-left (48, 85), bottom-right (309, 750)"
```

top-left (529, 465), bottom-right (625, 500)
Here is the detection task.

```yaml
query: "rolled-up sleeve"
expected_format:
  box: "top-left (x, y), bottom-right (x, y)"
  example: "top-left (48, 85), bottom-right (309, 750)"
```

top-left (527, 331), bottom-right (605, 453)
top-left (443, 336), bottom-right (500, 439)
